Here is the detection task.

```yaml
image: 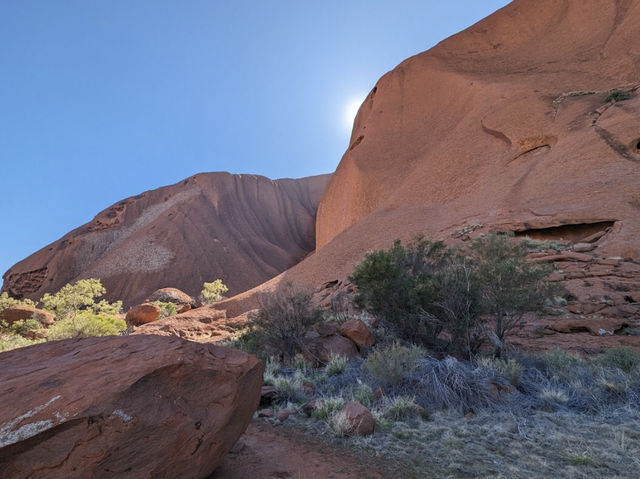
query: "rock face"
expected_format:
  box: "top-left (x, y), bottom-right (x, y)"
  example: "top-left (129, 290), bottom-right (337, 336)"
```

top-left (306, 0), bottom-right (640, 282)
top-left (0, 335), bottom-right (264, 479)
top-left (2, 172), bottom-right (330, 307)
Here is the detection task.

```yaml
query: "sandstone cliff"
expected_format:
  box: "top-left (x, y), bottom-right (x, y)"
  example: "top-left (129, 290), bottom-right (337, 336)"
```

top-left (2, 173), bottom-right (330, 306)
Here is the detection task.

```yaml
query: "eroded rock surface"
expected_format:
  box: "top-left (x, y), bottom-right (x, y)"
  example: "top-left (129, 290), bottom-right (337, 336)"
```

top-left (0, 335), bottom-right (264, 479)
top-left (2, 173), bottom-right (330, 307)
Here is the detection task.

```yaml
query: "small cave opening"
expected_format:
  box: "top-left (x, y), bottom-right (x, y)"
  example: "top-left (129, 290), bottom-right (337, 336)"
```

top-left (513, 221), bottom-right (615, 243)
top-left (636, 139), bottom-right (640, 150)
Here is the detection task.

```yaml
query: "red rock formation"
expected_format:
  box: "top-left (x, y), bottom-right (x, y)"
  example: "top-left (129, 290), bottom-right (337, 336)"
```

top-left (2, 173), bottom-right (330, 307)
top-left (125, 302), bottom-right (162, 326)
top-left (311, 0), bottom-right (640, 280)
top-left (0, 305), bottom-right (55, 326)
top-left (0, 335), bottom-right (264, 478)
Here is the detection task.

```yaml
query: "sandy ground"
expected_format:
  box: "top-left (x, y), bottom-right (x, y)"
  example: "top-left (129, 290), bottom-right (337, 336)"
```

top-left (209, 421), bottom-right (386, 479)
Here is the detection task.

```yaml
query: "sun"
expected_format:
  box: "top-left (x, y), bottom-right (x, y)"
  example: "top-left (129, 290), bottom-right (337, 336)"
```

top-left (344, 95), bottom-right (366, 130)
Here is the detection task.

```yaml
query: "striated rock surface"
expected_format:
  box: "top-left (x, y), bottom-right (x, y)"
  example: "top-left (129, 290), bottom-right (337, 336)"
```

top-left (2, 172), bottom-right (330, 307)
top-left (0, 335), bottom-right (264, 479)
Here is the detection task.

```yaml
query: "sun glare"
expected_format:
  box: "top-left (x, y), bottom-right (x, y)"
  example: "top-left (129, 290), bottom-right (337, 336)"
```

top-left (344, 96), bottom-right (366, 130)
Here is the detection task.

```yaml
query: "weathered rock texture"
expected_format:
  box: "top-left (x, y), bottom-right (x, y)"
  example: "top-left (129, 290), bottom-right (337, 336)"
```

top-left (0, 335), bottom-right (264, 478)
top-left (0, 305), bottom-right (55, 326)
top-left (206, 0), bottom-right (640, 354)
top-left (312, 0), bottom-right (640, 272)
top-left (2, 173), bottom-right (330, 307)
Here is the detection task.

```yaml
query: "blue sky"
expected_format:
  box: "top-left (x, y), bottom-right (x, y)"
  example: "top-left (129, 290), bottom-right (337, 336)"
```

top-left (0, 0), bottom-right (510, 283)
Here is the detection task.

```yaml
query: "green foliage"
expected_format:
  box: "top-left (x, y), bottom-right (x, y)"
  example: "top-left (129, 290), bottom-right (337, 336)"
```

top-left (364, 342), bottom-right (424, 386)
top-left (543, 348), bottom-right (583, 379)
top-left (311, 396), bottom-right (346, 420)
top-left (470, 233), bottom-right (556, 356)
top-left (154, 301), bottom-right (177, 319)
top-left (605, 89), bottom-right (632, 103)
top-left (249, 284), bottom-right (323, 361)
top-left (201, 279), bottom-right (229, 304)
top-left (350, 237), bottom-right (448, 346)
top-left (6, 319), bottom-right (42, 337)
top-left (325, 353), bottom-right (349, 377)
top-left (40, 278), bottom-right (121, 320)
top-left (0, 292), bottom-right (35, 313)
top-left (495, 358), bottom-right (525, 387)
top-left (597, 346), bottom-right (640, 373)
top-left (378, 396), bottom-right (422, 421)
top-left (47, 312), bottom-right (126, 340)
top-left (0, 334), bottom-right (43, 352)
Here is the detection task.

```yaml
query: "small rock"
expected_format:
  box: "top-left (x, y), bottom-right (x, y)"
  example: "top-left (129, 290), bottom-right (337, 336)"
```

top-left (257, 408), bottom-right (274, 418)
top-left (125, 303), bottom-right (162, 326)
top-left (313, 321), bottom-right (340, 337)
top-left (338, 319), bottom-right (375, 351)
top-left (339, 401), bottom-right (375, 436)
top-left (276, 408), bottom-right (296, 422)
top-left (302, 381), bottom-right (315, 396)
top-left (301, 400), bottom-right (321, 417)
top-left (260, 386), bottom-right (278, 406)
top-left (303, 334), bottom-right (359, 365)
top-left (144, 287), bottom-right (196, 313)
top-left (573, 242), bottom-right (596, 253)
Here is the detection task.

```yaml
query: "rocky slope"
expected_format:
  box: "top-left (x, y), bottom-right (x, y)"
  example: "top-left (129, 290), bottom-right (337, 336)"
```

top-left (2, 173), bottom-right (330, 307)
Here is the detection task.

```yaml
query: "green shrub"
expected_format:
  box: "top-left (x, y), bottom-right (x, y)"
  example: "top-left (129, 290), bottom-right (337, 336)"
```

top-left (495, 358), bottom-right (525, 387)
top-left (597, 346), bottom-right (640, 373)
top-left (311, 396), bottom-right (346, 420)
top-left (378, 396), bottom-right (422, 421)
top-left (249, 284), bottom-right (322, 361)
top-left (154, 301), bottom-right (177, 318)
top-left (47, 312), bottom-right (126, 340)
top-left (350, 237), bottom-right (448, 346)
top-left (201, 279), bottom-right (228, 304)
top-left (470, 233), bottom-right (556, 357)
top-left (0, 292), bottom-right (36, 313)
top-left (40, 278), bottom-right (121, 320)
top-left (353, 380), bottom-right (374, 407)
top-left (364, 342), bottom-right (424, 386)
top-left (7, 319), bottom-right (42, 337)
top-left (325, 353), bottom-right (349, 377)
top-left (543, 348), bottom-right (582, 379)
top-left (0, 334), bottom-right (43, 352)
top-left (605, 89), bottom-right (632, 103)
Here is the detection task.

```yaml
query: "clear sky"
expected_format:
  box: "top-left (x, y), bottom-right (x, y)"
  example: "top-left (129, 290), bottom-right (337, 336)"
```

top-left (0, 0), bottom-right (511, 284)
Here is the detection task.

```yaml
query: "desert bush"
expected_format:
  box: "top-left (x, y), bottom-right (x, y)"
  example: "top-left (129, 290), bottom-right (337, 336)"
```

top-left (326, 353), bottom-right (349, 377)
top-left (405, 357), bottom-right (495, 412)
top-left (363, 342), bottom-right (425, 386)
top-left (0, 292), bottom-right (36, 312)
top-left (6, 319), bottom-right (42, 337)
top-left (350, 237), bottom-right (448, 346)
top-left (0, 334), bottom-right (43, 352)
top-left (329, 409), bottom-right (351, 437)
top-left (40, 278), bottom-right (122, 320)
top-left (312, 396), bottom-right (346, 420)
top-left (273, 373), bottom-right (305, 403)
top-left (201, 279), bottom-right (228, 304)
top-left (47, 312), bottom-right (126, 340)
top-left (378, 396), bottom-right (422, 421)
top-left (153, 301), bottom-right (177, 319)
top-left (249, 284), bottom-right (323, 361)
top-left (596, 346), bottom-right (640, 373)
top-left (605, 88), bottom-right (633, 102)
top-left (470, 233), bottom-right (556, 357)
top-left (542, 348), bottom-right (583, 379)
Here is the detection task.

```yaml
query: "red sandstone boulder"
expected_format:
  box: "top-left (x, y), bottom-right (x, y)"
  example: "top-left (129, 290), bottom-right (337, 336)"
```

top-left (125, 302), bottom-right (161, 326)
top-left (303, 334), bottom-right (359, 365)
top-left (0, 335), bottom-right (264, 478)
top-left (145, 287), bottom-right (194, 313)
top-left (338, 401), bottom-right (375, 436)
top-left (0, 305), bottom-right (55, 326)
top-left (338, 319), bottom-right (375, 351)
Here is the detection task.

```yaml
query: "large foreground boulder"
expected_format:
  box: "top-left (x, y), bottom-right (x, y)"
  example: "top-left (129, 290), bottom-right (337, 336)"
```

top-left (0, 335), bottom-right (264, 478)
